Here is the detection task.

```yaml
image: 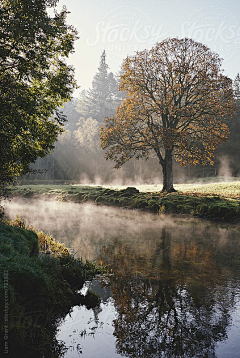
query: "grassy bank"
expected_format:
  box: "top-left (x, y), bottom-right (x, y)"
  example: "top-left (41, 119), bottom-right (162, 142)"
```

top-left (6, 181), bottom-right (240, 222)
top-left (0, 219), bottom-right (101, 357)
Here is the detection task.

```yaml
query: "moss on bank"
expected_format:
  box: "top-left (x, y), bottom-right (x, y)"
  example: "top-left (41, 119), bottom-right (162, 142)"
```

top-left (0, 220), bottom-right (101, 357)
top-left (7, 184), bottom-right (240, 222)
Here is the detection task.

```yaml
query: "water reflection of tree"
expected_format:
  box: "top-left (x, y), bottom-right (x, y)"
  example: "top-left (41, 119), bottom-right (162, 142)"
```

top-left (98, 227), bottom-right (236, 358)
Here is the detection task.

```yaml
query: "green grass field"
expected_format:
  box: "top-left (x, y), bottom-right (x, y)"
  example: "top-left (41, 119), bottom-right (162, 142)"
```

top-left (105, 180), bottom-right (240, 199)
top-left (176, 181), bottom-right (240, 199)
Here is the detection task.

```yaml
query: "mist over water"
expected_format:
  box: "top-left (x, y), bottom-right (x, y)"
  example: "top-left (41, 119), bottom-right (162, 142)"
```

top-left (3, 198), bottom-right (240, 357)
top-left (3, 198), bottom-right (240, 262)
top-left (3, 198), bottom-right (177, 260)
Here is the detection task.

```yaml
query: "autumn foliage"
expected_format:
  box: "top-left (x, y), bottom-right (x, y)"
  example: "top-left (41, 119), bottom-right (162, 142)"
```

top-left (100, 38), bottom-right (234, 192)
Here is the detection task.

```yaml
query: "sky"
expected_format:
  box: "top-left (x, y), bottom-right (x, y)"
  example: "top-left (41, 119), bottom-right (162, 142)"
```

top-left (57, 0), bottom-right (240, 97)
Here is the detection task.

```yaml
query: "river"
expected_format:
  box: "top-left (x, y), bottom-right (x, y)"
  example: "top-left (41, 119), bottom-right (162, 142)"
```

top-left (4, 198), bottom-right (240, 358)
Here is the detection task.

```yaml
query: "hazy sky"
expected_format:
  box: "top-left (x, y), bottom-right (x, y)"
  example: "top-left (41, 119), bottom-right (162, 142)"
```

top-left (57, 0), bottom-right (240, 96)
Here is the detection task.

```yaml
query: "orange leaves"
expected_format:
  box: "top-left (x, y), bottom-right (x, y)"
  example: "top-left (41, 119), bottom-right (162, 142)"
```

top-left (100, 38), bottom-right (235, 170)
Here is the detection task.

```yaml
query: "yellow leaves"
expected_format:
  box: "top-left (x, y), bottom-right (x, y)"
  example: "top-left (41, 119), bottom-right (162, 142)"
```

top-left (100, 38), bottom-right (235, 170)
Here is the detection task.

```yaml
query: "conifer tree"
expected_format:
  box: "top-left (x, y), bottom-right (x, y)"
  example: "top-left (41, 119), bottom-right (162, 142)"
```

top-left (233, 73), bottom-right (240, 100)
top-left (77, 51), bottom-right (124, 124)
top-left (217, 73), bottom-right (240, 177)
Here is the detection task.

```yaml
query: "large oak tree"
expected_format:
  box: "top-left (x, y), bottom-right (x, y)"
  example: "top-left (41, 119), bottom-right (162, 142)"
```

top-left (100, 38), bottom-right (234, 192)
top-left (0, 0), bottom-right (78, 192)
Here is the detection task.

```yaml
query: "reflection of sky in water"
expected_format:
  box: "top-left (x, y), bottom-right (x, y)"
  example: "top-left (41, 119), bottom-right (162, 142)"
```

top-left (3, 199), bottom-right (240, 357)
top-left (58, 300), bottom-right (119, 358)
top-left (58, 281), bottom-right (240, 358)
top-left (216, 298), bottom-right (240, 358)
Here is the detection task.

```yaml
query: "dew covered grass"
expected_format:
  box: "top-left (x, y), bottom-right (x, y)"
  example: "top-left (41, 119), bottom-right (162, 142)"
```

top-left (175, 181), bottom-right (240, 199)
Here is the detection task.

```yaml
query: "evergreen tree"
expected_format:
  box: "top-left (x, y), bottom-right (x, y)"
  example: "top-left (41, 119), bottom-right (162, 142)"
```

top-left (233, 73), bottom-right (240, 100)
top-left (77, 51), bottom-right (124, 124)
top-left (217, 73), bottom-right (240, 177)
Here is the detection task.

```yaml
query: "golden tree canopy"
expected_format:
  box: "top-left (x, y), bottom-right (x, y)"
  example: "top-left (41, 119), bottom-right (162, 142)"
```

top-left (100, 38), bottom-right (234, 169)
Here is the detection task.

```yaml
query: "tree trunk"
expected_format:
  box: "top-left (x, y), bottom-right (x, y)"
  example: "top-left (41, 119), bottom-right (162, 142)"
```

top-left (161, 149), bottom-right (176, 192)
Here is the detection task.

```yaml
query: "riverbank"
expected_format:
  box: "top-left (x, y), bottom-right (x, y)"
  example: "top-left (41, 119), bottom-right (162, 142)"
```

top-left (6, 181), bottom-right (240, 222)
top-left (0, 219), bottom-right (101, 357)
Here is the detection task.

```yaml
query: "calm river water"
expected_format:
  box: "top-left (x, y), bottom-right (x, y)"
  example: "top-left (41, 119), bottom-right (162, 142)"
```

top-left (4, 198), bottom-right (240, 358)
